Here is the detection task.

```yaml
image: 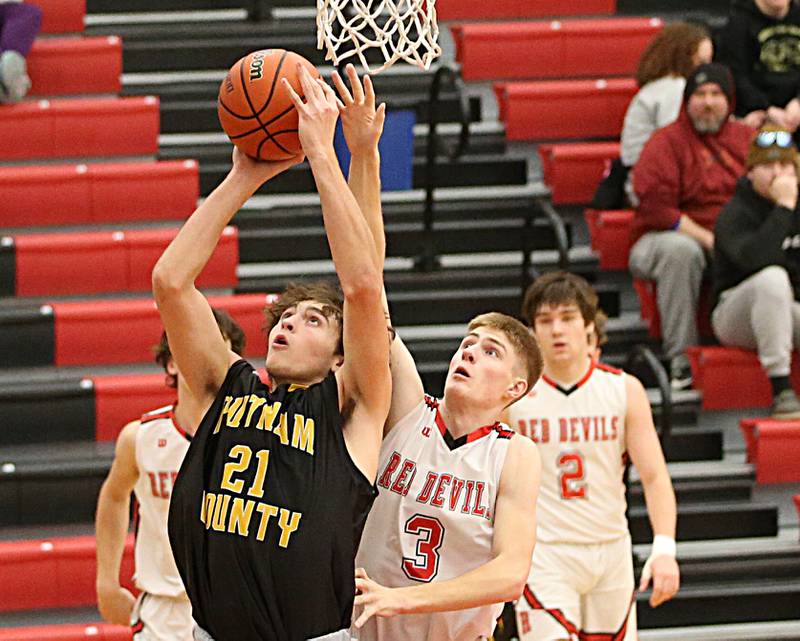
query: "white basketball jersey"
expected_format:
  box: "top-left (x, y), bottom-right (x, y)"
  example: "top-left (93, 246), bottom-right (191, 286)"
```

top-left (354, 396), bottom-right (513, 641)
top-left (132, 405), bottom-right (191, 597)
top-left (509, 360), bottom-right (628, 545)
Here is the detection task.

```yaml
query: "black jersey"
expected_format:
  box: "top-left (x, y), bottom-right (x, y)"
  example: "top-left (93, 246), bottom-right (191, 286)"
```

top-left (168, 359), bottom-right (377, 641)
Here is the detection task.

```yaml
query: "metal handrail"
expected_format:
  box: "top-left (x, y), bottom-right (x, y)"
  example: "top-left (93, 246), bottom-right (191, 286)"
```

top-left (625, 344), bottom-right (673, 446)
top-left (417, 64), bottom-right (472, 271)
top-left (521, 197), bottom-right (570, 290)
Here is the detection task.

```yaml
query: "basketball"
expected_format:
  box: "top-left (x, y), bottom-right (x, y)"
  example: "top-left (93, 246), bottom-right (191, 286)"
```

top-left (217, 49), bottom-right (320, 161)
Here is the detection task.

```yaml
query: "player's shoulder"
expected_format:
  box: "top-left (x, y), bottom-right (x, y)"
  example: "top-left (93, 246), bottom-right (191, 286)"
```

top-left (501, 430), bottom-right (540, 478)
top-left (115, 419), bottom-right (142, 458)
top-left (594, 361), bottom-right (624, 377)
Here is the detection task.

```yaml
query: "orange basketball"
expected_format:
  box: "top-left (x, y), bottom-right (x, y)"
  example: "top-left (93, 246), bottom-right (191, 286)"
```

top-left (218, 49), bottom-right (320, 161)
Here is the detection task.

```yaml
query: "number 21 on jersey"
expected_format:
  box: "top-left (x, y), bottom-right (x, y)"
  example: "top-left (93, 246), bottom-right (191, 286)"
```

top-left (558, 451), bottom-right (587, 499)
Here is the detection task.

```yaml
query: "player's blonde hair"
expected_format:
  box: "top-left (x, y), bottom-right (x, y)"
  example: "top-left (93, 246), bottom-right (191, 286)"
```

top-left (467, 312), bottom-right (543, 396)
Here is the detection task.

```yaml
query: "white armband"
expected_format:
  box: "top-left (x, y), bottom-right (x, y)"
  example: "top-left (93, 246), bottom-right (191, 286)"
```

top-left (640, 535), bottom-right (676, 584)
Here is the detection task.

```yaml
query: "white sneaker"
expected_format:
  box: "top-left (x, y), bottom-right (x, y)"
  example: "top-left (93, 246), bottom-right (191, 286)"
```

top-left (0, 51), bottom-right (31, 103)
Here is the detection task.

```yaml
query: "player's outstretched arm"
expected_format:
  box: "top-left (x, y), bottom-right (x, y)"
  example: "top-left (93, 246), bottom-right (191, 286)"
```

top-left (353, 436), bottom-right (540, 625)
top-left (333, 64), bottom-right (424, 433)
top-left (625, 374), bottom-right (680, 608)
top-left (152, 149), bottom-right (302, 403)
top-left (95, 421), bottom-right (140, 626)
top-left (284, 66), bottom-right (391, 479)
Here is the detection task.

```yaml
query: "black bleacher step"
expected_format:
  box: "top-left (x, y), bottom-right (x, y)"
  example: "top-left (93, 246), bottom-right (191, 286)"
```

top-left (0, 443), bottom-right (112, 527)
top-left (661, 427), bottom-right (723, 462)
top-left (637, 579), bottom-right (800, 629)
top-left (237, 216), bottom-right (552, 263)
top-left (0, 304), bottom-right (54, 368)
top-left (232, 189), bottom-right (546, 230)
top-left (157, 95), bottom-right (482, 135)
top-left (628, 477), bottom-right (752, 508)
top-left (629, 502), bottom-right (778, 544)
top-left (200, 154), bottom-right (528, 195)
top-left (88, 0), bottom-right (247, 12)
top-left (0, 606), bottom-right (101, 628)
top-left (652, 547), bottom-right (800, 586)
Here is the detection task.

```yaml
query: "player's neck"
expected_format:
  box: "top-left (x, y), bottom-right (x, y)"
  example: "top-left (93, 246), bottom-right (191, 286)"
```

top-left (438, 398), bottom-right (501, 440)
top-left (544, 353), bottom-right (593, 387)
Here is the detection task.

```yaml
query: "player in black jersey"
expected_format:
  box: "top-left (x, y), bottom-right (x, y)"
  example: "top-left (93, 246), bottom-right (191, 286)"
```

top-left (151, 66), bottom-right (391, 641)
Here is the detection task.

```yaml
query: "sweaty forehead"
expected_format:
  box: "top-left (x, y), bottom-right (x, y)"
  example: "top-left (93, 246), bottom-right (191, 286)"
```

top-left (465, 326), bottom-right (510, 348)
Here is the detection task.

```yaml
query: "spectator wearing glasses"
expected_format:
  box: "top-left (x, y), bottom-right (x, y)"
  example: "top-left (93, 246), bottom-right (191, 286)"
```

top-left (721, 0), bottom-right (800, 133)
top-left (712, 126), bottom-right (800, 418)
top-left (629, 63), bottom-right (753, 390)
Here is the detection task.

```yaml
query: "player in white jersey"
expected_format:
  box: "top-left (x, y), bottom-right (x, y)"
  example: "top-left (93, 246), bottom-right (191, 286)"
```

top-left (509, 272), bottom-right (680, 641)
top-left (329, 65), bottom-right (542, 641)
top-left (95, 310), bottom-right (245, 641)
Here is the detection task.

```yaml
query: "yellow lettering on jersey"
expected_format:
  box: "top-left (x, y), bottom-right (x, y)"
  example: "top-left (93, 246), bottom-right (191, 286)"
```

top-left (200, 491), bottom-right (213, 525)
top-left (213, 396), bottom-right (233, 434)
top-left (255, 503), bottom-right (279, 541)
top-left (277, 508), bottom-right (302, 548)
top-left (244, 395), bottom-right (267, 427)
top-left (226, 396), bottom-right (247, 428)
top-left (287, 383), bottom-right (309, 392)
top-left (291, 415), bottom-right (315, 455)
top-left (228, 497), bottom-right (256, 536)
top-left (274, 413), bottom-right (290, 446)
top-left (257, 401), bottom-right (282, 432)
top-left (212, 494), bottom-right (231, 531)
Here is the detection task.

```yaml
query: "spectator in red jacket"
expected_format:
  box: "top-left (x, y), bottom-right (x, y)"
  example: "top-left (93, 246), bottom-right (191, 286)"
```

top-left (629, 63), bottom-right (753, 389)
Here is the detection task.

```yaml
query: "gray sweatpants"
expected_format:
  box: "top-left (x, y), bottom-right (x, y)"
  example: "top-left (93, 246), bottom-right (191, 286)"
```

top-left (629, 230), bottom-right (707, 359)
top-left (712, 266), bottom-right (800, 377)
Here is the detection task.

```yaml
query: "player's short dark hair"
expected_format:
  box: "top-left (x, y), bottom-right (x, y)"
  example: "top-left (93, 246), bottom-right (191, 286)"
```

top-left (521, 272), bottom-right (599, 327)
top-left (263, 281), bottom-right (344, 356)
top-left (591, 309), bottom-right (609, 348)
top-left (468, 312), bottom-right (543, 397)
top-left (154, 308), bottom-right (246, 389)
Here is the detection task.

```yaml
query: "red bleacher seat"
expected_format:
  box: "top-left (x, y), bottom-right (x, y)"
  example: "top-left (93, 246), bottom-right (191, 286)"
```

top-left (0, 160), bottom-right (198, 228)
top-left (0, 97), bottom-right (159, 161)
top-left (13, 226), bottom-right (238, 296)
top-left (26, 0), bottom-right (85, 34)
top-left (739, 419), bottom-right (800, 484)
top-left (436, 0), bottom-right (614, 20)
top-left (540, 142), bottom-right (620, 205)
top-left (28, 36), bottom-right (122, 96)
top-left (495, 78), bottom-right (637, 141)
top-left (94, 368), bottom-right (271, 441)
top-left (0, 535), bottom-right (134, 612)
top-left (0, 624), bottom-right (131, 641)
top-left (453, 17), bottom-right (661, 81)
top-left (688, 347), bottom-right (800, 410)
top-left (584, 209), bottom-right (632, 270)
top-left (52, 293), bottom-right (274, 367)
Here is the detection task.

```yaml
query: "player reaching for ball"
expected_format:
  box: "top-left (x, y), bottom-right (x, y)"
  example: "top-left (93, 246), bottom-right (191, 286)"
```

top-left (155, 63), bottom-right (391, 641)
top-left (331, 64), bottom-right (543, 641)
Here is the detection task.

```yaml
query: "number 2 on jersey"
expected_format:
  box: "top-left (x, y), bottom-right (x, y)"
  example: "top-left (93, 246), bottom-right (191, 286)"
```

top-left (402, 514), bottom-right (444, 583)
top-left (557, 452), bottom-right (586, 499)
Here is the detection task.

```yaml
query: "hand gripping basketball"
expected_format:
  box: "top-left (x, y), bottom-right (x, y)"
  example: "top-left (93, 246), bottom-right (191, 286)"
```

top-left (282, 65), bottom-right (341, 160)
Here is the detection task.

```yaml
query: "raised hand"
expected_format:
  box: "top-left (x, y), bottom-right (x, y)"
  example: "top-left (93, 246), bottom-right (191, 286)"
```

top-left (283, 64), bottom-right (341, 160)
top-left (332, 63), bottom-right (387, 155)
top-left (230, 146), bottom-right (304, 187)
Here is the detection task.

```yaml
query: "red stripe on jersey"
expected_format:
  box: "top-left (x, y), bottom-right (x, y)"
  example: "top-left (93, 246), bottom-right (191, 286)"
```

top-left (542, 359), bottom-right (596, 396)
top-left (578, 592), bottom-right (635, 641)
top-left (523, 585), bottom-right (580, 637)
top-left (432, 400), bottom-right (503, 448)
top-left (596, 361), bottom-right (623, 376)
top-left (140, 404), bottom-right (191, 441)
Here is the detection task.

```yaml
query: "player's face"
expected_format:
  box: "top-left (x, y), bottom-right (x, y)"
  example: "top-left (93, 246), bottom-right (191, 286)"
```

top-left (444, 327), bottom-right (525, 406)
top-left (533, 303), bottom-right (593, 365)
top-left (265, 300), bottom-right (342, 385)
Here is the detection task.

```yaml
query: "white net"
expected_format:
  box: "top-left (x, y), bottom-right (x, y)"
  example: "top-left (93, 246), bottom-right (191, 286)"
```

top-left (316, 0), bottom-right (441, 73)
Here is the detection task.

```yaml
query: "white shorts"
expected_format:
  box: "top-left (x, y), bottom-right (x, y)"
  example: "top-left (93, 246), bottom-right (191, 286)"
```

top-left (515, 536), bottom-right (636, 641)
top-left (131, 592), bottom-right (194, 641)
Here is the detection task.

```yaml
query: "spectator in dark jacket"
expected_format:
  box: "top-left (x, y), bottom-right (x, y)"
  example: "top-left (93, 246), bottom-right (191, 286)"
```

top-left (722, 0), bottom-right (800, 131)
top-left (630, 63), bottom-right (753, 389)
top-left (712, 125), bottom-right (800, 418)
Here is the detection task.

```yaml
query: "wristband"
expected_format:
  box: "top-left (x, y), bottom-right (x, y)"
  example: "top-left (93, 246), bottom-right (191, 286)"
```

top-left (651, 534), bottom-right (676, 559)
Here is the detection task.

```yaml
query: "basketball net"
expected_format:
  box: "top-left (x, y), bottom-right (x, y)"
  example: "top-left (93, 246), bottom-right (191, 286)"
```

top-left (316, 0), bottom-right (441, 73)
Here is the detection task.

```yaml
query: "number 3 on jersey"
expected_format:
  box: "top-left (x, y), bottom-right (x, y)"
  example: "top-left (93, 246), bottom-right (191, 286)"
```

top-left (402, 514), bottom-right (444, 583)
top-left (558, 452), bottom-right (587, 499)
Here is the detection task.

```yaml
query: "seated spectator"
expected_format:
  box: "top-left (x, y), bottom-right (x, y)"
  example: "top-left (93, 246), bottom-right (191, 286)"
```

top-left (712, 126), bottom-right (800, 419)
top-left (722, 0), bottom-right (800, 132)
top-left (629, 63), bottom-right (753, 390)
top-left (0, 0), bottom-right (42, 103)
top-left (621, 22), bottom-right (713, 169)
